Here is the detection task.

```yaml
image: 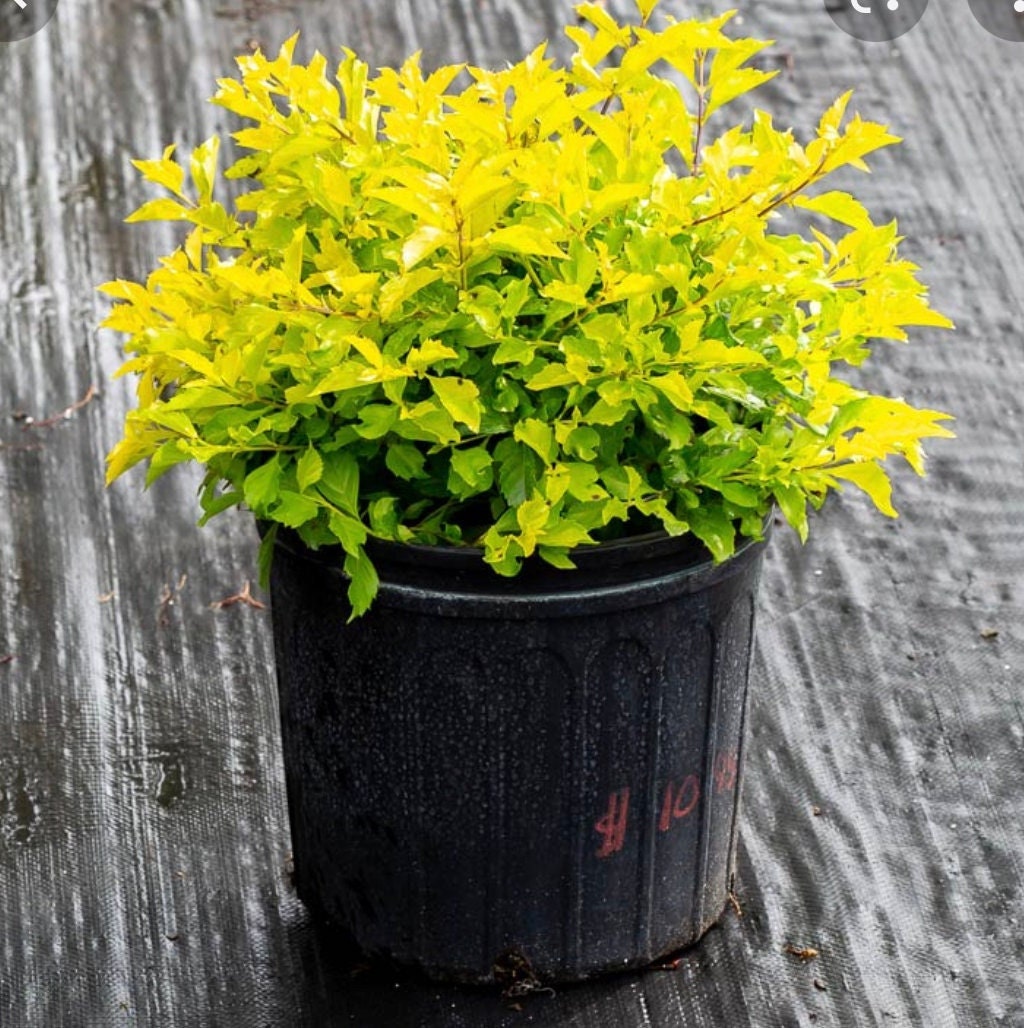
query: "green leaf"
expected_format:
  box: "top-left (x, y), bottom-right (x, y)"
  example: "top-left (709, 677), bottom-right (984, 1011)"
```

top-left (344, 548), bottom-right (380, 621)
top-left (197, 488), bottom-right (243, 526)
top-left (496, 441), bottom-right (541, 506)
top-left (718, 481), bottom-right (761, 508)
top-left (525, 364), bottom-right (577, 390)
top-left (539, 519), bottom-right (593, 549)
top-left (650, 373), bottom-right (694, 412)
top-left (318, 452), bottom-right (360, 513)
top-left (329, 510), bottom-right (368, 551)
top-left (296, 447), bottom-right (324, 491)
top-left (774, 484), bottom-right (808, 541)
top-left (244, 457), bottom-right (282, 512)
top-left (493, 338), bottom-right (535, 365)
top-left (450, 445), bottom-right (494, 496)
top-left (274, 490), bottom-right (320, 528)
top-left (513, 418), bottom-right (557, 464)
top-left (355, 404), bottom-right (399, 439)
top-left (688, 505), bottom-right (736, 563)
top-left (482, 527), bottom-right (525, 577)
top-left (538, 545), bottom-right (576, 569)
top-left (431, 377), bottom-right (482, 432)
top-left (393, 403), bottom-right (460, 445)
top-left (385, 443), bottom-right (427, 480)
top-left (367, 497), bottom-right (401, 537)
top-left (145, 439), bottom-right (192, 486)
top-left (257, 524), bottom-right (278, 590)
top-left (565, 426), bottom-right (601, 461)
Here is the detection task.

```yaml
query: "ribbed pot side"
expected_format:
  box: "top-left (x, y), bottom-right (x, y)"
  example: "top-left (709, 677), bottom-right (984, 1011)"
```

top-left (269, 528), bottom-right (768, 984)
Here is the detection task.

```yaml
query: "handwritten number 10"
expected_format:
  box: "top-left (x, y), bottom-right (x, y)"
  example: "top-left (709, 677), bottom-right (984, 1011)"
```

top-left (594, 750), bottom-right (739, 859)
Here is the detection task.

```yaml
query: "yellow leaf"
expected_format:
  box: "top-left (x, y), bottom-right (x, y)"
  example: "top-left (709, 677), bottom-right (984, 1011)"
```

top-left (818, 90), bottom-right (853, 140)
top-left (131, 146), bottom-right (187, 199)
top-left (406, 339), bottom-right (458, 374)
top-left (368, 186), bottom-right (447, 225)
top-left (487, 225), bottom-right (566, 259)
top-left (125, 199), bottom-right (192, 223)
top-left (190, 136), bottom-right (220, 205)
top-left (650, 372), bottom-right (694, 411)
top-left (402, 226), bottom-right (452, 271)
top-left (167, 349), bottom-right (221, 382)
top-left (283, 225), bottom-right (307, 284)
top-left (379, 267), bottom-right (443, 320)
top-left (431, 377), bottom-right (481, 431)
top-left (830, 461), bottom-right (896, 517)
top-left (793, 191), bottom-right (873, 230)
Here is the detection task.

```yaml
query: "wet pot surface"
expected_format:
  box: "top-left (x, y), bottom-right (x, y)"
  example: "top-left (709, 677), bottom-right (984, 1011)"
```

top-left (269, 529), bottom-right (768, 984)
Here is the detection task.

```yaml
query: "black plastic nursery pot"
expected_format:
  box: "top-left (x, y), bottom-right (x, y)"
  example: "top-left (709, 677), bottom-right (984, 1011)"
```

top-left (268, 525), bottom-right (768, 984)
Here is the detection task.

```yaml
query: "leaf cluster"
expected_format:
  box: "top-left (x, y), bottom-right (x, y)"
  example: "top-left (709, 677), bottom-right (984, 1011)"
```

top-left (102, 0), bottom-right (953, 615)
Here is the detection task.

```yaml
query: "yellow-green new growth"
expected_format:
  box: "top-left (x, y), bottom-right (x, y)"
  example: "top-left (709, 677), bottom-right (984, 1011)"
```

top-left (101, 0), bottom-right (953, 617)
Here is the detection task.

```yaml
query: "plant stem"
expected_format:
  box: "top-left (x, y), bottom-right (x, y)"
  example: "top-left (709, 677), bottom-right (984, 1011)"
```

top-left (692, 51), bottom-right (707, 175)
top-left (757, 154), bottom-right (829, 218)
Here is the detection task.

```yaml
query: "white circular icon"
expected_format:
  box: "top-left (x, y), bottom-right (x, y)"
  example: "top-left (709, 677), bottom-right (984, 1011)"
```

top-left (827, 0), bottom-right (928, 41)
top-left (0, 0), bottom-right (60, 42)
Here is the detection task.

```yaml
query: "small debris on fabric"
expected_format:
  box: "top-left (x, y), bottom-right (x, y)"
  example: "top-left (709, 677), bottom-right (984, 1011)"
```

top-left (157, 575), bottom-right (188, 627)
top-left (784, 943), bottom-right (820, 961)
top-left (209, 580), bottom-right (266, 611)
top-left (980, 628), bottom-right (999, 640)
top-left (0, 440), bottom-right (43, 453)
top-left (0, 654), bottom-right (14, 666)
top-left (812, 805), bottom-right (823, 817)
top-left (728, 890), bottom-right (745, 918)
top-left (813, 978), bottom-right (828, 991)
top-left (98, 590), bottom-right (116, 604)
top-left (493, 949), bottom-right (554, 1002)
top-left (23, 384), bottom-right (99, 430)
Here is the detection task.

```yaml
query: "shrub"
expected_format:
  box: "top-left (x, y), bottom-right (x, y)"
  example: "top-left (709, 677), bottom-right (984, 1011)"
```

top-left (102, 0), bottom-right (953, 615)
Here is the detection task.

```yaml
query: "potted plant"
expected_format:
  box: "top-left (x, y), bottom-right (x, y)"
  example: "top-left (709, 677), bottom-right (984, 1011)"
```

top-left (101, 0), bottom-right (952, 984)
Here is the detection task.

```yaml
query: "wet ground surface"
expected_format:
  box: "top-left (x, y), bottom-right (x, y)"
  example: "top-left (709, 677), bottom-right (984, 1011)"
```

top-left (1, 0), bottom-right (1022, 1025)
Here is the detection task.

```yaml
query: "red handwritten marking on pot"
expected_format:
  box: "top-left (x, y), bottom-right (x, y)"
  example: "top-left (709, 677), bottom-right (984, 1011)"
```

top-left (594, 787), bottom-right (630, 858)
top-left (713, 750), bottom-right (738, 794)
top-left (658, 774), bottom-right (700, 832)
top-left (595, 752), bottom-right (740, 858)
